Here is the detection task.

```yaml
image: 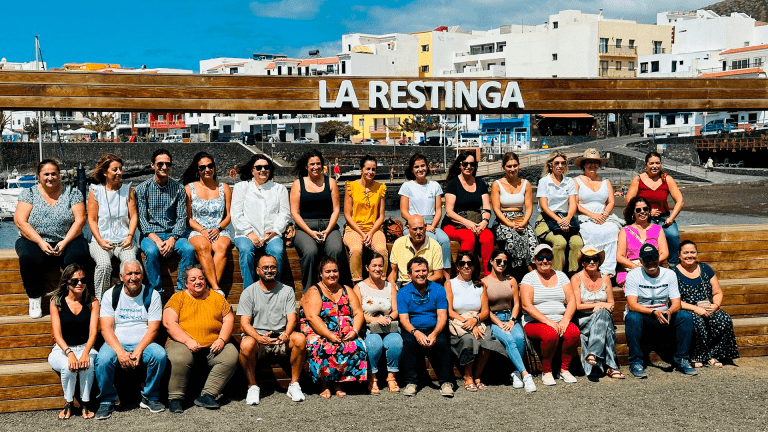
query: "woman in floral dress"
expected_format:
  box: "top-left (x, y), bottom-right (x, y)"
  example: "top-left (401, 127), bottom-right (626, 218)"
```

top-left (300, 256), bottom-right (367, 398)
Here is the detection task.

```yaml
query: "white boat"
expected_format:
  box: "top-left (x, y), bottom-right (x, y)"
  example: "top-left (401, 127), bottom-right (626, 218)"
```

top-left (0, 174), bottom-right (36, 218)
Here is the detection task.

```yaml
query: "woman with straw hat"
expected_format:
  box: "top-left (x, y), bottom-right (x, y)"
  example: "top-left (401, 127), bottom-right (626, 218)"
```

top-left (573, 148), bottom-right (623, 276)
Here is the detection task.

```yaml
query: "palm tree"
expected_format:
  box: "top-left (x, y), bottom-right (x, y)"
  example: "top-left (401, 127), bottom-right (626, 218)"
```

top-left (0, 111), bottom-right (10, 134)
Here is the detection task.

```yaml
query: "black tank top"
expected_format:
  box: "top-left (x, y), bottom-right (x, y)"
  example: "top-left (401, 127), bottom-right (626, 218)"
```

top-left (299, 176), bottom-right (333, 220)
top-left (59, 299), bottom-right (90, 346)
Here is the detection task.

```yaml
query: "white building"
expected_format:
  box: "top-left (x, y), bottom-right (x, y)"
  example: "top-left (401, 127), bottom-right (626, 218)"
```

top-left (0, 58), bottom-right (46, 71)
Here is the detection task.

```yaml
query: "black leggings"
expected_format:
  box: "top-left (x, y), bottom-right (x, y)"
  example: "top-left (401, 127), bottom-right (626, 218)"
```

top-left (15, 236), bottom-right (91, 298)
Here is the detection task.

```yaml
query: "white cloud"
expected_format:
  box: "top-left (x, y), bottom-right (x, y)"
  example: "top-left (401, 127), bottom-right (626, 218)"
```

top-left (250, 0), bottom-right (325, 20)
top-left (343, 0), bottom-right (707, 34)
top-left (285, 40), bottom-right (341, 58)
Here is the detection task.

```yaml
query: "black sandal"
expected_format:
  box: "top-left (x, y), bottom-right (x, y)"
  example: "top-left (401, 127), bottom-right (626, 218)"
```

top-left (58, 402), bottom-right (72, 420)
top-left (81, 405), bottom-right (94, 419)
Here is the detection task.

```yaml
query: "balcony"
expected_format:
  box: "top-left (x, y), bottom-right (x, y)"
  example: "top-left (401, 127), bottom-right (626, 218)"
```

top-left (370, 126), bottom-right (398, 134)
top-left (598, 45), bottom-right (638, 57)
top-left (598, 68), bottom-right (637, 78)
top-left (150, 119), bottom-right (186, 129)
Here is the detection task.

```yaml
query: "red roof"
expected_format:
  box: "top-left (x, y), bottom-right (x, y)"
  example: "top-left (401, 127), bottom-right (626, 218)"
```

top-left (720, 44), bottom-right (768, 55)
top-left (699, 68), bottom-right (765, 78)
top-left (298, 57), bottom-right (339, 67)
top-left (207, 62), bottom-right (246, 71)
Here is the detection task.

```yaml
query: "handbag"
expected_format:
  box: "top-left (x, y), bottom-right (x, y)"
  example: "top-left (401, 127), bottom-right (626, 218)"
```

top-left (367, 315), bottom-right (400, 334)
top-left (444, 210), bottom-right (483, 229)
top-left (448, 311), bottom-right (486, 337)
top-left (539, 212), bottom-right (580, 235)
top-left (383, 218), bottom-right (404, 243)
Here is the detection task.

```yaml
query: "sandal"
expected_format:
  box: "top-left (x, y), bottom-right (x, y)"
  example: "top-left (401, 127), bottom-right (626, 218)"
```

top-left (386, 378), bottom-right (400, 393)
top-left (464, 383), bottom-right (478, 392)
top-left (708, 358), bottom-right (723, 368)
top-left (693, 362), bottom-right (704, 368)
top-left (334, 384), bottom-right (346, 398)
top-left (58, 402), bottom-right (72, 420)
top-left (585, 354), bottom-right (598, 366)
top-left (474, 381), bottom-right (488, 391)
top-left (368, 381), bottom-right (380, 395)
top-left (319, 389), bottom-right (332, 399)
top-left (81, 405), bottom-right (94, 419)
top-left (606, 368), bottom-right (625, 379)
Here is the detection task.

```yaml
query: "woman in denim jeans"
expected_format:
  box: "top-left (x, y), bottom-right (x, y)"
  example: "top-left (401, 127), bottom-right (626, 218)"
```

top-left (482, 250), bottom-right (536, 392)
top-left (624, 151), bottom-right (683, 265)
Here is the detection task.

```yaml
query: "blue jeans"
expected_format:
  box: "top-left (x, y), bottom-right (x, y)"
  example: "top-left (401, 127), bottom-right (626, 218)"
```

top-left (490, 310), bottom-right (527, 374)
top-left (95, 342), bottom-right (167, 404)
top-left (141, 233), bottom-right (195, 293)
top-left (234, 236), bottom-right (284, 290)
top-left (625, 310), bottom-right (693, 366)
top-left (652, 216), bottom-right (680, 265)
top-left (364, 332), bottom-right (403, 374)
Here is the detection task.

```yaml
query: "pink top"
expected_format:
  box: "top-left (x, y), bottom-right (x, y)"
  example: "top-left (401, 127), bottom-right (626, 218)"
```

top-left (623, 224), bottom-right (662, 260)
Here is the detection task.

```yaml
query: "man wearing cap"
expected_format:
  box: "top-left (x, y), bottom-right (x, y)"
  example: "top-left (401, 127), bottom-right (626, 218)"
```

top-left (624, 243), bottom-right (696, 378)
top-left (389, 215), bottom-right (444, 288)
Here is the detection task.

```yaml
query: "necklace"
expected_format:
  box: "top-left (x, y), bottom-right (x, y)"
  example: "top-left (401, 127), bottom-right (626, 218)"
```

top-left (104, 184), bottom-right (122, 220)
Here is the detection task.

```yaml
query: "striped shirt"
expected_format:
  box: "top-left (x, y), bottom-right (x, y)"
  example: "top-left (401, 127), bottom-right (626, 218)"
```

top-left (623, 267), bottom-right (679, 316)
top-left (135, 177), bottom-right (187, 238)
top-left (521, 270), bottom-right (569, 326)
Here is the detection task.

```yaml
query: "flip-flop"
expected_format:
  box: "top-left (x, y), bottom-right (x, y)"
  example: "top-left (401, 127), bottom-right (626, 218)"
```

top-left (606, 368), bottom-right (625, 379)
top-left (464, 383), bottom-right (478, 392)
top-left (586, 354), bottom-right (598, 366)
top-left (368, 381), bottom-right (380, 395)
top-left (319, 389), bottom-right (332, 399)
top-left (708, 358), bottom-right (723, 368)
top-left (474, 381), bottom-right (488, 390)
top-left (386, 379), bottom-right (400, 393)
top-left (81, 405), bottom-right (94, 419)
top-left (58, 403), bottom-right (72, 420)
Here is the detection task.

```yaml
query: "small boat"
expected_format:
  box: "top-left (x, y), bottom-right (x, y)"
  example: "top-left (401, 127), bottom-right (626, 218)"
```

top-left (0, 173), bottom-right (36, 218)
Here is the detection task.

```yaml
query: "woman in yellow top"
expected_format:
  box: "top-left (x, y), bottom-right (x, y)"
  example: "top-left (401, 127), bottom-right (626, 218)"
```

top-left (162, 264), bottom-right (237, 414)
top-left (344, 155), bottom-right (387, 283)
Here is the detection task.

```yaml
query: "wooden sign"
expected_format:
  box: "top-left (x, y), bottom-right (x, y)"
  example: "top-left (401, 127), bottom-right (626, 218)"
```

top-left (0, 71), bottom-right (764, 113)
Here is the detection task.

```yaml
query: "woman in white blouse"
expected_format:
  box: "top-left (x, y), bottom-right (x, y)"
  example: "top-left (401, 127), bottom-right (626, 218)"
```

top-left (534, 150), bottom-right (583, 274)
top-left (231, 155), bottom-right (290, 289)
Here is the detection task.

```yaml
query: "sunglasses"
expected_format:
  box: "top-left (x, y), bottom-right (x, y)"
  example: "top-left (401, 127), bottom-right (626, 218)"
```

top-left (535, 255), bottom-right (553, 262)
top-left (582, 256), bottom-right (600, 264)
top-left (641, 255), bottom-right (658, 263)
top-left (461, 161), bottom-right (478, 168)
top-left (155, 161), bottom-right (172, 168)
top-left (253, 165), bottom-right (270, 172)
top-left (197, 163), bottom-right (216, 172)
top-left (494, 259), bottom-right (508, 266)
top-left (553, 161), bottom-right (568, 166)
top-left (68, 278), bottom-right (86, 286)
top-left (635, 207), bottom-right (650, 213)
top-left (458, 260), bottom-right (474, 267)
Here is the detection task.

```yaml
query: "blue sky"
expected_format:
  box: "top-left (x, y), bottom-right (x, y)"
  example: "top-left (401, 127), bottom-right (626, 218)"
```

top-left (4, 0), bottom-right (707, 72)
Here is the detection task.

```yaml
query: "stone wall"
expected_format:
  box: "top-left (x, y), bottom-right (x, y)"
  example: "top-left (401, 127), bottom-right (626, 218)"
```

top-left (529, 135), bottom-right (596, 148)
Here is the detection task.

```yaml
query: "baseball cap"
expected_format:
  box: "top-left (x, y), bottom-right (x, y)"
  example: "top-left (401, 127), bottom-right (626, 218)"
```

top-left (638, 244), bottom-right (660, 262)
top-left (533, 244), bottom-right (553, 257)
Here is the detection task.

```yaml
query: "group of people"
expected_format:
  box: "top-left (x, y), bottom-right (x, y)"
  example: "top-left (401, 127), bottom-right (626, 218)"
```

top-left (15, 147), bottom-right (740, 419)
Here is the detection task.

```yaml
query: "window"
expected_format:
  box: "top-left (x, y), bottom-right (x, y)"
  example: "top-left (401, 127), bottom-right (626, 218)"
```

top-left (287, 67), bottom-right (293, 76)
top-left (628, 61), bottom-right (635, 71)
top-left (599, 38), bottom-right (608, 53)
top-left (749, 113), bottom-right (758, 122)
top-left (553, 21), bottom-right (558, 29)
top-left (671, 61), bottom-right (677, 73)
top-left (120, 114), bottom-right (130, 124)
top-left (647, 114), bottom-right (661, 128)
top-left (421, 65), bottom-right (429, 73)
top-left (497, 42), bottom-right (506, 51)
top-left (755, 58), bottom-right (763, 67)
top-left (223, 125), bottom-right (231, 133)
top-left (732, 59), bottom-right (749, 69)
top-left (651, 61), bottom-right (659, 72)
top-left (347, 44), bottom-right (351, 51)
top-left (616, 39), bottom-right (622, 48)
top-left (297, 68), bottom-right (302, 76)
top-left (628, 39), bottom-right (635, 48)
top-left (600, 60), bottom-right (609, 76)
top-left (640, 62), bottom-right (648, 73)
top-left (616, 61), bottom-right (622, 70)
top-left (421, 44), bottom-right (429, 52)
top-left (552, 54), bottom-right (557, 61)
top-left (341, 61), bottom-right (346, 74)
top-left (229, 67), bottom-right (238, 74)
top-left (653, 41), bottom-right (663, 54)
top-left (682, 113), bottom-right (691, 124)
top-left (666, 114), bottom-right (676, 125)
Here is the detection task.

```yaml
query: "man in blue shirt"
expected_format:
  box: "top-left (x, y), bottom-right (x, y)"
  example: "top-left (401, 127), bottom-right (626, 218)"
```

top-left (397, 256), bottom-right (454, 397)
top-left (135, 149), bottom-right (195, 293)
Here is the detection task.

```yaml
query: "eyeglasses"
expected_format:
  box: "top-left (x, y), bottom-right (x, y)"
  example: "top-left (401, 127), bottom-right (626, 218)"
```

top-left (68, 278), bottom-right (86, 286)
top-left (155, 161), bottom-right (172, 168)
top-left (253, 164), bottom-right (270, 172)
top-left (197, 163), bottom-right (215, 171)
top-left (494, 259), bottom-right (507, 266)
top-left (535, 255), bottom-right (553, 262)
top-left (260, 265), bottom-right (278, 271)
top-left (458, 260), bottom-right (474, 267)
top-left (635, 207), bottom-right (650, 213)
top-left (582, 256), bottom-right (600, 264)
top-left (460, 161), bottom-right (478, 168)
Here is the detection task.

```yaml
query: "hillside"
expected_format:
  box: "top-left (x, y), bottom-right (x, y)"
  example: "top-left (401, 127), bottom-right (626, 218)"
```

top-left (701, 0), bottom-right (768, 22)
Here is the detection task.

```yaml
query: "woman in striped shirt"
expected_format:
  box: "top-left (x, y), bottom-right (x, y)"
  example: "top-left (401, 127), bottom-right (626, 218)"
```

top-left (520, 244), bottom-right (580, 387)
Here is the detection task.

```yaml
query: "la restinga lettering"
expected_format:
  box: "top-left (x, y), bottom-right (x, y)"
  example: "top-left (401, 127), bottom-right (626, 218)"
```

top-left (318, 80), bottom-right (525, 110)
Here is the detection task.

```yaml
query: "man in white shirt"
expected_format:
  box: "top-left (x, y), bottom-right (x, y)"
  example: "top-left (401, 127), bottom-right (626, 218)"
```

top-left (624, 244), bottom-right (696, 378)
top-left (95, 260), bottom-right (167, 420)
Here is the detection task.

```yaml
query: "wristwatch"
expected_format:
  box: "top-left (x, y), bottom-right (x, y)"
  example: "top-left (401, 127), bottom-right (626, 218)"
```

top-left (410, 329), bottom-right (418, 335)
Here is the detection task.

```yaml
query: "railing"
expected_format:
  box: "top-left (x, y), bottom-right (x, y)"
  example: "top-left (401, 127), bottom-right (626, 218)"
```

top-left (369, 126), bottom-right (396, 133)
top-left (598, 45), bottom-right (638, 56)
top-left (653, 47), bottom-right (666, 54)
top-left (150, 120), bottom-right (186, 128)
top-left (645, 126), bottom-right (696, 135)
top-left (695, 137), bottom-right (768, 150)
top-left (697, 63), bottom-right (766, 76)
top-left (598, 68), bottom-right (637, 78)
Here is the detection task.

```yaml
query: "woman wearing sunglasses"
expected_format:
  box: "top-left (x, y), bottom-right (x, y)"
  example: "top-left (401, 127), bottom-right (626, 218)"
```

top-left (482, 249), bottom-right (536, 392)
top-left (445, 252), bottom-right (507, 392)
top-left (47, 263), bottom-right (99, 419)
top-left (444, 151), bottom-right (494, 274)
top-left (181, 152), bottom-right (232, 294)
top-left (570, 246), bottom-right (623, 379)
top-left (534, 150), bottom-right (583, 275)
top-left (616, 196), bottom-right (669, 286)
top-left (232, 154), bottom-right (290, 288)
top-left (343, 155), bottom-right (388, 284)
top-left (521, 244), bottom-right (580, 386)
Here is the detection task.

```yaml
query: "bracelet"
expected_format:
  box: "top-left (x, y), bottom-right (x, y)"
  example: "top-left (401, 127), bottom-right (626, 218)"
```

top-left (64, 348), bottom-right (73, 355)
top-left (216, 226), bottom-right (223, 231)
top-left (411, 329), bottom-right (418, 335)
top-left (350, 329), bottom-right (358, 336)
top-left (216, 337), bottom-right (226, 344)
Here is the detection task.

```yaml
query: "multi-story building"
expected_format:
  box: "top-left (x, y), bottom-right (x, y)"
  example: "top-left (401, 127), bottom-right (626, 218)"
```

top-left (0, 58), bottom-right (46, 71)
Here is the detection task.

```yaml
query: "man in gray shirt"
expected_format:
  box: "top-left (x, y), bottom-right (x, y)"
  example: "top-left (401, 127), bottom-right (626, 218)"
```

top-left (237, 254), bottom-right (307, 405)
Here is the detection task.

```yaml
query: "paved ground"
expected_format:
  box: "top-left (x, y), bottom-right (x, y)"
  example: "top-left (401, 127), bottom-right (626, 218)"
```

top-left (1, 357), bottom-right (765, 431)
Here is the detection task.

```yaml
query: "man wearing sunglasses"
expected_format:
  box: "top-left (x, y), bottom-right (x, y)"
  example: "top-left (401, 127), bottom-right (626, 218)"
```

top-left (624, 244), bottom-right (696, 378)
top-left (389, 215), bottom-right (445, 288)
top-left (135, 149), bottom-right (195, 294)
top-left (397, 257), bottom-right (455, 398)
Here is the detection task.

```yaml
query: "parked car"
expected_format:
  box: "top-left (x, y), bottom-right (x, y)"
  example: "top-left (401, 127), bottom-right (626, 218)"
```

top-left (161, 135), bottom-right (183, 143)
top-left (702, 120), bottom-right (734, 134)
top-left (295, 137), bottom-right (314, 143)
top-left (360, 138), bottom-right (381, 145)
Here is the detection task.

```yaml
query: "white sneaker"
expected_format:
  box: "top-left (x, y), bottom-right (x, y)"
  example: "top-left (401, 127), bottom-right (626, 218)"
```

top-left (246, 385), bottom-right (260, 405)
top-left (559, 370), bottom-right (577, 384)
top-left (511, 371), bottom-right (523, 389)
top-left (28, 297), bottom-right (42, 319)
top-left (286, 382), bottom-right (305, 402)
top-left (523, 374), bottom-right (537, 393)
top-left (542, 372), bottom-right (556, 386)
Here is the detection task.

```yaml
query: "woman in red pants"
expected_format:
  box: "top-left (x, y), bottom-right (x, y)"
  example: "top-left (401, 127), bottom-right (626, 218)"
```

top-left (443, 151), bottom-right (494, 275)
top-left (520, 244), bottom-right (580, 387)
